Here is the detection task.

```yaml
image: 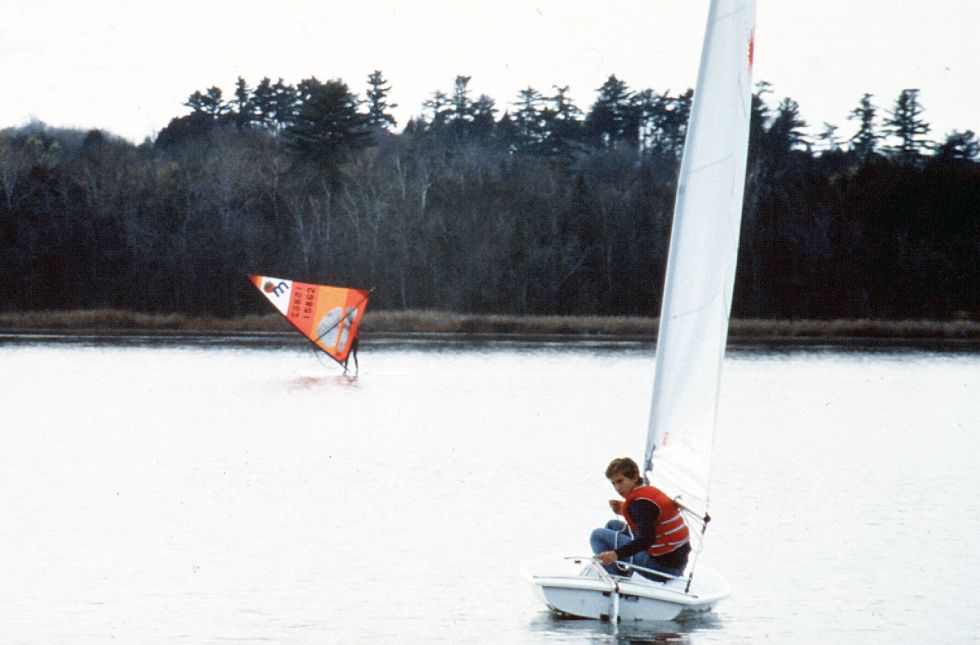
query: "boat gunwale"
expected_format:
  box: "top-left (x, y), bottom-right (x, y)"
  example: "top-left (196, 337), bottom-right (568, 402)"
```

top-left (530, 574), bottom-right (727, 606)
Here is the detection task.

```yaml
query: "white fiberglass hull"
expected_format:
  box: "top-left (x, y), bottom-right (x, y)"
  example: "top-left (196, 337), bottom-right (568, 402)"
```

top-left (530, 563), bottom-right (729, 622)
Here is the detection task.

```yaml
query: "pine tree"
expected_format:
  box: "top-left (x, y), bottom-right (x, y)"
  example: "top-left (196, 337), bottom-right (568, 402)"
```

top-left (748, 81), bottom-right (773, 161)
top-left (540, 85), bottom-right (583, 157)
top-left (494, 111), bottom-right (518, 151)
top-left (656, 90), bottom-right (693, 160)
top-left (848, 93), bottom-right (879, 159)
top-left (550, 85), bottom-right (581, 123)
top-left (448, 75), bottom-right (476, 143)
top-left (511, 86), bottom-right (547, 152)
top-left (285, 77), bottom-right (371, 167)
top-left (817, 123), bottom-right (841, 152)
top-left (768, 98), bottom-right (808, 156)
top-left (451, 76), bottom-right (474, 121)
top-left (232, 76), bottom-right (256, 129)
top-left (934, 130), bottom-right (979, 162)
top-left (470, 94), bottom-right (497, 144)
top-left (584, 75), bottom-right (637, 147)
top-left (421, 91), bottom-right (452, 130)
top-left (884, 89), bottom-right (930, 164)
top-left (251, 77), bottom-right (279, 130)
top-left (365, 70), bottom-right (397, 130)
top-left (184, 86), bottom-right (229, 120)
top-left (270, 79), bottom-right (299, 132)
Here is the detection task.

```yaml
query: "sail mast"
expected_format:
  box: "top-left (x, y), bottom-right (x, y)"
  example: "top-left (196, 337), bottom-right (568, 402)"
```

top-left (644, 0), bottom-right (756, 517)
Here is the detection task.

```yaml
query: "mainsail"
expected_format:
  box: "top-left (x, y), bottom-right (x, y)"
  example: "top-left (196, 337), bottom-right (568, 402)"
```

top-left (644, 0), bottom-right (756, 519)
top-left (248, 274), bottom-right (369, 366)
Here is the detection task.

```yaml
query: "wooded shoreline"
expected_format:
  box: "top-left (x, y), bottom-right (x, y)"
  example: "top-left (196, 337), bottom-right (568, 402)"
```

top-left (5, 84), bottom-right (978, 326)
top-left (1, 309), bottom-right (977, 343)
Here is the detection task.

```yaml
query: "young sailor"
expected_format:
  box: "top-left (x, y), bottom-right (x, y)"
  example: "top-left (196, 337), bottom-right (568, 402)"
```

top-left (590, 457), bottom-right (691, 582)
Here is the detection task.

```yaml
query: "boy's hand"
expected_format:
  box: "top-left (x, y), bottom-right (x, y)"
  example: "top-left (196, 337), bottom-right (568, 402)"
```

top-left (598, 550), bottom-right (618, 565)
top-left (608, 499), bottom-right (623, 514)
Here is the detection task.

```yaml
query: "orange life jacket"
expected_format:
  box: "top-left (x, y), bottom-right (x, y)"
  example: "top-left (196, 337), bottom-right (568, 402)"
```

top-left (622, 485), bottom-right (690, 556)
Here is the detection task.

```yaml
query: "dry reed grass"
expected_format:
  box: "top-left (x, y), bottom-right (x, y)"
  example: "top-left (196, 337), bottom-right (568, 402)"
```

top-left (0, 309), bottom-right (289, 332)
top-left (0, 309), bottom-right (977, 340)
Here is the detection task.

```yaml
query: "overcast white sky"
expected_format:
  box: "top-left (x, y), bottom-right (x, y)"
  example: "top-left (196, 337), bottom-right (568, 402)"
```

top-left (2, 0), bottom-right (978, 144)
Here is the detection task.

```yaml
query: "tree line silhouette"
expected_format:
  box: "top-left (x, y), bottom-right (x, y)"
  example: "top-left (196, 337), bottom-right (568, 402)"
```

top-left (1, 72), bottom-right (977, 321)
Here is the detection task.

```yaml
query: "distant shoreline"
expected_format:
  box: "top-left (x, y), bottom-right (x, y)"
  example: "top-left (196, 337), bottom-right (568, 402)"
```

top-left (0, 309), bottom-right (978, 345)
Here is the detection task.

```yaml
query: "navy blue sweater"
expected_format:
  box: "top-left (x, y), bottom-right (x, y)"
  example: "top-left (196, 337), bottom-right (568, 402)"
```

top-left (614, 499), bottom-right (659, 558)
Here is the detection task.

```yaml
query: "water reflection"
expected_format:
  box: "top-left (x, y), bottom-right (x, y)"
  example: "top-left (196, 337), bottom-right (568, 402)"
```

top-left (527, 610), bottom-right (720, 643)
top-left (287, 374), bottom-right (360, 390)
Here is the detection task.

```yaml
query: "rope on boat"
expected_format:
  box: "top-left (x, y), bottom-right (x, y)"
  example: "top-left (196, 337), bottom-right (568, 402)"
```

top-left (678, 504), bottom-right (712, 594)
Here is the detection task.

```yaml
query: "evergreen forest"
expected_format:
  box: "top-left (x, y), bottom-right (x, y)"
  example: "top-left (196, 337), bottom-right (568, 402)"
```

top-left (1, 72), bottom-right (977, 321)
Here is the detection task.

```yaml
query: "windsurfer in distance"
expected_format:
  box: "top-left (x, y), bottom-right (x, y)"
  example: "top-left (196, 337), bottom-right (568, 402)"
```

top-left (342, 336), bottom-right (359, 374)
top-left (590, 457), bottom-right (691, 582)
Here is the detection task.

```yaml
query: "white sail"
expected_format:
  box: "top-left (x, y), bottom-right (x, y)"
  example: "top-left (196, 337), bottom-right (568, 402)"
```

top-left (644, 0), bottom-right (756, 519)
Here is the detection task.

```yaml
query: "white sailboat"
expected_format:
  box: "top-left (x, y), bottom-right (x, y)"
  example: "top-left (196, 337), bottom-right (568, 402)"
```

top-left (527, 0), bottom-right (756, 622)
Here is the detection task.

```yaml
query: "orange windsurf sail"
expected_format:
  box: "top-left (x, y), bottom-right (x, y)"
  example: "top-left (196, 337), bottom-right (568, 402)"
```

top-left (248, 274), bottom-right (369, 366)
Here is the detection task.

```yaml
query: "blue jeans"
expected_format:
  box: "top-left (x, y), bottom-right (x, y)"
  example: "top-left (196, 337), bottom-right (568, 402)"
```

top-left (589, 520), bottom-right (686, 581)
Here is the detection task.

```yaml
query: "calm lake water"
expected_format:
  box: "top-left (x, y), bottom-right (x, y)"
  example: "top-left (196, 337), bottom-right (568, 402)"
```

top-left (1, 335), bottom-right (978, 644)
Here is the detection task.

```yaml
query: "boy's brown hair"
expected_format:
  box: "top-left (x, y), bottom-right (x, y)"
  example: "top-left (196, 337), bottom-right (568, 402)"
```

top-left (605, 457), bottom-right (642, 483)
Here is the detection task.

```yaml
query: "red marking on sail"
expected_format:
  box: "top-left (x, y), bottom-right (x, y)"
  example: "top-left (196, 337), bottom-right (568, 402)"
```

top-left (748, 28), bottom-right (755, 69)
top-left (248, 274), bottom-right (369, 365)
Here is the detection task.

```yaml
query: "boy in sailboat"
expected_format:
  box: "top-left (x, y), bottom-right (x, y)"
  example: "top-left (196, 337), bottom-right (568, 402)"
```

top-left (590, 457), bottom-right (691, 582)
